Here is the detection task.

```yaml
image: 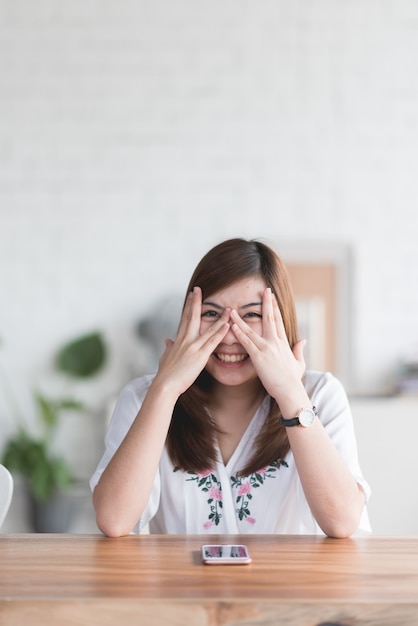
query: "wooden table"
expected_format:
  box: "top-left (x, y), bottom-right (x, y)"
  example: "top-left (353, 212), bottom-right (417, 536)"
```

top-left (1, 534), bottom-right (418, 626)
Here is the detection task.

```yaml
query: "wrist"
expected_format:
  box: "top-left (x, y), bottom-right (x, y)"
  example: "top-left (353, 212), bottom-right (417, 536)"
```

top-left (148, 374), bottom-right (183, 405)
top-left (280, 406), bottom-right (318, 428)
top-left (276, 389), bottom-right (312, 421)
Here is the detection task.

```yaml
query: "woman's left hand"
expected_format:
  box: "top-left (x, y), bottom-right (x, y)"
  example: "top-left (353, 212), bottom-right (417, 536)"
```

top-left (230, 287), bottom-right (306, 401)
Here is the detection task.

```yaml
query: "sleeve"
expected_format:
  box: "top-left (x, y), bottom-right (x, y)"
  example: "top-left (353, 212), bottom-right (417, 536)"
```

top-left (304, 371), bottom-right (372, 534)
top-left (89, 375), bottom-right (161, 533)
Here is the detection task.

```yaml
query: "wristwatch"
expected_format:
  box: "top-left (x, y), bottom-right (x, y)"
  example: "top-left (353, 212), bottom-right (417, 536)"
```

top-left (280, 406), bottom-right (317, 428)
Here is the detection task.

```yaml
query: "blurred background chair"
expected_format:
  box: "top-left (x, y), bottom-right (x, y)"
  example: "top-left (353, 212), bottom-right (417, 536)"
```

top-left (0, 464), bottom-right (13, 529)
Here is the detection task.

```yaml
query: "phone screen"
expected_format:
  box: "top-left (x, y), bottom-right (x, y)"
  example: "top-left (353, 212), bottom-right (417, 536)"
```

top-left (201, 544), bottom-right (252, 565)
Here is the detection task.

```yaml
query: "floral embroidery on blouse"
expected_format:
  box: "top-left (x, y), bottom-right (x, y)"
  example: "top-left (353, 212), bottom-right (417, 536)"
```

top-left (230, 459), bottom-right (289, 525)
top-left (180, 458), bottom-right (288, 530)
top-left (184, 469), bottom-right (223, 529)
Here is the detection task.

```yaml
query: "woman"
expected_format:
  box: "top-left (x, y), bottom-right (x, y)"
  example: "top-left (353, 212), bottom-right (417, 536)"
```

top-left (91, 238), bottom-right (371, 537)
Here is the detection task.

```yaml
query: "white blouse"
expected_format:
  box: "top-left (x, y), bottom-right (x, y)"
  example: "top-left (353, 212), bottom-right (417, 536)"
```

top-left (90, 370), bottom-right (371, 535)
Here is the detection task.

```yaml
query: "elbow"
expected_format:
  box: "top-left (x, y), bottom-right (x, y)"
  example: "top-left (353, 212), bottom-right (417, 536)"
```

top-left (95, 513), bottom-right (132, 538)
top-left (93, 489), bottom-right (136, 538)
top-left (320, 508), bottom-right (363, 539)
top-left (99, 526), bottom-right (130, 538)
top-left (318, 485), bottom-right (367, 539)
top-left (323, 522), bottom-right (357, 539)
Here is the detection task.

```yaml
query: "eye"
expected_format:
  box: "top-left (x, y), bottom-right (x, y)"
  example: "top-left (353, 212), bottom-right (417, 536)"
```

top-left (201, 309), bottom-right (220, 319)
top-left (243, 311), bottom-right (262, 321)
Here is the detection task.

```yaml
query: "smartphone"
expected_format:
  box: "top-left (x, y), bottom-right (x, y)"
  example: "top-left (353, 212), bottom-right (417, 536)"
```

top-left (201, 544), bottom-right (252, 565)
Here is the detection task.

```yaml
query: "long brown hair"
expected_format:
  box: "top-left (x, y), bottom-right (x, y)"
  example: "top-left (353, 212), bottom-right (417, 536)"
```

top-left (166, 238), bottom-right (300, 476)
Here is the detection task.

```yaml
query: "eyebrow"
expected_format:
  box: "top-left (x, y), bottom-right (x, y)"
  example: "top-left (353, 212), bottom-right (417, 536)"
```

top-left (202, 300), bottom-right (263, 310)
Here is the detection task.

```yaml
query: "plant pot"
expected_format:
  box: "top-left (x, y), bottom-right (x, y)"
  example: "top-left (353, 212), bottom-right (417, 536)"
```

top-left (28, 490), bottom-right (75, 533)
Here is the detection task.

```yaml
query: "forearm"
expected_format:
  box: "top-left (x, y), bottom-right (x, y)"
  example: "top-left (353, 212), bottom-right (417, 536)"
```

top-left (286, 420), bottom-right (365, 537)
top-left (280, 389), bottom-right (365, 538)
top-left (93, 378), bottom-right (179, 537)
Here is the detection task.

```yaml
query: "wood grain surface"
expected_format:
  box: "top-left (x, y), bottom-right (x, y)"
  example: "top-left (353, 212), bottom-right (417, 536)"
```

top-left (1, 533), bottom-right (418, 625)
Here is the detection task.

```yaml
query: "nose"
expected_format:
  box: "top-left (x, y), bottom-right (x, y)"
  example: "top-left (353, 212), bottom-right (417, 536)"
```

top-left (221, 320), bottom-right (237, 345)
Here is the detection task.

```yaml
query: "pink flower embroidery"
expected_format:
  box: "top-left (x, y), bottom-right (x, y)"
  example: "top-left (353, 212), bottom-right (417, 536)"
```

top-left (197, 469), bottom-right (213, 478)
top-left (238, 482), bottom-right (252, 497)
top-left (183, 459), bottom-right (288, 530)
top-left (203, 521), bottom-right (215, 530)
top-left (231, 459), bottom-right (289, 525)
top-left (185, 469), bottom-right (223, 528)
top-left (208, 485), bottom-right (222, 501)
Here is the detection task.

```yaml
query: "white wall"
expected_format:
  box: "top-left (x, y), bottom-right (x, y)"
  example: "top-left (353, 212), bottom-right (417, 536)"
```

top-left (1, 1), bottom-right (418, 533)
top-left (352, 397), bottom-right (418, 536)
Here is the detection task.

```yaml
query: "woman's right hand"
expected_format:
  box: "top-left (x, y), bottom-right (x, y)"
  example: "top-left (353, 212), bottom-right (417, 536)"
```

top-left (94, 288), bottom-right (230, 538)
top-left (154, 286), bottom-right (230, 396)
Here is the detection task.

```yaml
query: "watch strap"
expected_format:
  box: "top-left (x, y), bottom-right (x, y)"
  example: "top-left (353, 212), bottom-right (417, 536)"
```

top-left (280, 406), bottom-right (318, 427)
top-left (280, 416), bottom-right (300, 427)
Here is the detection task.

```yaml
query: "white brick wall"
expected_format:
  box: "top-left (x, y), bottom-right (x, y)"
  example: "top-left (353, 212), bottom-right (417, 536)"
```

top-left (1, 1), bottom-right (418, 531)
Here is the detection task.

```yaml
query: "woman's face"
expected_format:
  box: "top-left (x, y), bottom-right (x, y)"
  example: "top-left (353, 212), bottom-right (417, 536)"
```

top-left (200, 276), bottom-right (267, 387)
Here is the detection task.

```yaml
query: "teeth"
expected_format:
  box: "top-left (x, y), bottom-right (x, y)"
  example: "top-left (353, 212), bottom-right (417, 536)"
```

top-left (216, 353), bottom-right (247, 363)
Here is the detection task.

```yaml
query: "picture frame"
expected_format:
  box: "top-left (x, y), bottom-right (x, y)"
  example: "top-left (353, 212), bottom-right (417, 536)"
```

top-left (275, 240), bottom-right (353, 391)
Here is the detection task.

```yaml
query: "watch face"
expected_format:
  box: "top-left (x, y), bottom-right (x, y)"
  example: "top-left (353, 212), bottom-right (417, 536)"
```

top-left (299, 408), bottom-right (315, 427)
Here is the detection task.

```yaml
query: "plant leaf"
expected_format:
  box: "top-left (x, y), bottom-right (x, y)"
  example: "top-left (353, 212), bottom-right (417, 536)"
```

top-left (35, 392), bottom-right (59, 430)
top-left (55, 332), bottom-right (106, 378)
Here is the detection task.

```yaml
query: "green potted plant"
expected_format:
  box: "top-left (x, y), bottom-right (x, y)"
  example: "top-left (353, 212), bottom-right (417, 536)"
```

top-left (1, 332), bottom-right (107, 532)
top-left (1, 392), bottom-right (83, 531)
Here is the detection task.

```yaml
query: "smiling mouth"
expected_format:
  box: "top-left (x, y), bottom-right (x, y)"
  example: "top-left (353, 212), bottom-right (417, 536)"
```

top-left (215, 353), bottom-right (248, 363)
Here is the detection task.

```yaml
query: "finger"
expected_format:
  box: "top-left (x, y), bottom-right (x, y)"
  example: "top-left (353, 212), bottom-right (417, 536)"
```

top-left (175, 290), bottom-right (194, 338)
top-left (271, 291), bottom-right (287, 339)
top-left (292, 339), bottom-right (307, 365)
top-left (176, 286), bottom-right (202, 339)
top-left (202, 321), bottom-right (230, 352)
top-left (199, 308), bottom-right (230, 348)
top-left (261, 287), bottom-right (277, 340)
top-left (158, 338), bottom-right (175, 366)
top-left (230, 310), bottom-right (263, 351)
